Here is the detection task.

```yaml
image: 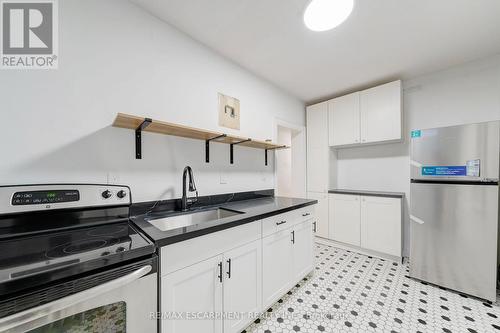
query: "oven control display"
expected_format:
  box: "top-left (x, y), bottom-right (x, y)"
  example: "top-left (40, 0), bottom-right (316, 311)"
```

top-left (12, 190), bottom-right (80, 205)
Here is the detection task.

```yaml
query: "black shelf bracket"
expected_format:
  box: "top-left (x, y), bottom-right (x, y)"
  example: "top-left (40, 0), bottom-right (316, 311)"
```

top-left (135, 118), bottom-right (152, 159)
top-left (205, 134), bottom-right (227, 163)
top-left (230, 139), bottom-right (251, 164)
top-left (264, 145), bottom-right (287, 166)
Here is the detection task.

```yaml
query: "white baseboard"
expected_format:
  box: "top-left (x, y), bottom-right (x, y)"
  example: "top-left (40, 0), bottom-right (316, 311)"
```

top-left (315, 236), bottom-right (404, 264)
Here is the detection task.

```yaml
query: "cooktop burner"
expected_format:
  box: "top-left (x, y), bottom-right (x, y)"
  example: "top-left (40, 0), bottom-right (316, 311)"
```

top-left (87, 225), bottom-right (128, 236)
top-left (46, 237), bottom-right (119, 258)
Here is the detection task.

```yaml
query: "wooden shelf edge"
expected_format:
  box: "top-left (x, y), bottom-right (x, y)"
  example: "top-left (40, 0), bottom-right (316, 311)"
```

top-left (112, 113), bottom-right (289, 150)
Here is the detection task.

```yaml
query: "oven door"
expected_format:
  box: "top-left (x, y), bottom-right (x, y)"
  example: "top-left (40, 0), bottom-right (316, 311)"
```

top-left (0, 259), bottom-right (157, 333)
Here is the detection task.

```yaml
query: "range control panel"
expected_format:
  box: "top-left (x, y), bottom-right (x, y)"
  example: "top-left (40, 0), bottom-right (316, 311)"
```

top-left (0, 184), bottom-right (131, 215)
top-left (12, 190), bottom-right (80, 206)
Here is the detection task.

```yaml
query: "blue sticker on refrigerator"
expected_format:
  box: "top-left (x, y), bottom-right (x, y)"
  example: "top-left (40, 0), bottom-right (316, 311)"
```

top-left (421, 166), bottom-right (467, 176)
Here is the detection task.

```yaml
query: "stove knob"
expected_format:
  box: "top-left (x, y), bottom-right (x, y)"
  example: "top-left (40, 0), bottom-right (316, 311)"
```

top-left (101, 251), bottom-right (111, 256)
top-left (116, 246), bottom-right (126, 253)
top-left (101, 190), bottom-right (112, 199)
top-left (117, 190), bottom-right (127, 199)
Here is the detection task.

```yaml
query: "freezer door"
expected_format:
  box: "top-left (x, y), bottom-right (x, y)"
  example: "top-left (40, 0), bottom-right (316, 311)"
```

top-left (410, 121), bottom-right (499, 181)
top-left (410, 182), bottom-right (498, 301)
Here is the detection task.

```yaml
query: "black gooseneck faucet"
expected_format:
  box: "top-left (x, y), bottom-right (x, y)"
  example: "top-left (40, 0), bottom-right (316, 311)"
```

top-left (181, 166), bottom-right (198, 211)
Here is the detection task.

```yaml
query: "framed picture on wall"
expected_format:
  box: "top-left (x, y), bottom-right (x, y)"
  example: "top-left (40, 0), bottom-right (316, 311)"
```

top-left (218, 93), bottom-right (240, 130)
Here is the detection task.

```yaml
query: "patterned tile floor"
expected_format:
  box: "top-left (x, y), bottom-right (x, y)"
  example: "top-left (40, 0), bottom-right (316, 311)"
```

top-left (244, 243), bottom-right (500, 333)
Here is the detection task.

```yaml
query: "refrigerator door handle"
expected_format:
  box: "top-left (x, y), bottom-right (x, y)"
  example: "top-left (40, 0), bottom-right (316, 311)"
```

top-left (410, 215), bottom-right (425, 224)
top-left (410, 160), bottom-right (422, 168)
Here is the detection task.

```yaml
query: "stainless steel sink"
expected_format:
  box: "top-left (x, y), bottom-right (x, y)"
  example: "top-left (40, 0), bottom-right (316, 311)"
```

top-left (146, 208), bottom-right (245, 232)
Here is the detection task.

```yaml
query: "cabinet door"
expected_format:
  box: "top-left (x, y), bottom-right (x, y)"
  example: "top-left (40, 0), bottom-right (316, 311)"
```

top-left (307, 147), bottom-right (329, 193)
top-left (306, 102), bottom-right (328, 148)
top-left (329, 193), bottom-right (361, 246)
top-left (360, 196), bottom-right (402, 257)
top-left (307, 192), bottom-right (329, 238)
top-left (262, 228), bottom-right (293, 309)
top-left (328, 92), bottom-right (360, 146)
top-left (360, 80), bottom-right (402, 144)
top-left (307, 102), bottom-right (329, 193)
top-left (292, 220), bottom-right (314, 282)
top-left (223, 239), bottom-right (262, 333)
top-left (161, 255), bottom-right (223, 333)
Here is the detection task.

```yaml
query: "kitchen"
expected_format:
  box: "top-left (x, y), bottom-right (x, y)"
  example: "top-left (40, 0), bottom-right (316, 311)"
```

top-left (0, 0), bottom-right (500, 332)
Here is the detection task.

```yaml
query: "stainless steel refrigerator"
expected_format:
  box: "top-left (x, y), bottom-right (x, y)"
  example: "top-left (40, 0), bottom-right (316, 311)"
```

top-left (410, 121), bottom-right (499, 301)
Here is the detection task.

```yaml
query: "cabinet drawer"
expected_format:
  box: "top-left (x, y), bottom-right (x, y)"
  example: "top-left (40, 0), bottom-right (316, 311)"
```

top-left (161, 221), bottom-right (261, 276)
top-left (262, 207), bottom-right (314, 237)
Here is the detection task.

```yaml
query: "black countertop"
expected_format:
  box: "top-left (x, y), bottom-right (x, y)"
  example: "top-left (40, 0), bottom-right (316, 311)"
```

top-left (131, 196), bottom-right (317, 247)
top-left (329, 189), bottom-right (405, 198)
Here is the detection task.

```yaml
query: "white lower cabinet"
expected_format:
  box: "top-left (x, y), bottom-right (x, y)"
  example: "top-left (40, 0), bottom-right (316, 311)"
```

top-left (161, 254), bottom-right (223, 333)
top-left (306, 192), bottom-right (329, 238)
top-left (262, 220), bottom-right (313, 309)
top-left (161, 239), bottom-right (261, 333)
top-left (360, 196), bottom-right (402, 257)
top-left (160, 206), bottom-right (316, 333)
top-left (328, 193), bottom-right (402, 258)
top-left (262, 228), bottom-right (293, 309)
top-left (329, 193), bottom-right (361, 246)
top-left (223, 240), bottom-right (262, 333)
top-left (292, 220), bottom-right (314, 282)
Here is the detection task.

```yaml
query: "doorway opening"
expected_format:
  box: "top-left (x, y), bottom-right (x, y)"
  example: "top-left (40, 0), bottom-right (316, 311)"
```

top-left (275, 121), bottom-right (306, 198)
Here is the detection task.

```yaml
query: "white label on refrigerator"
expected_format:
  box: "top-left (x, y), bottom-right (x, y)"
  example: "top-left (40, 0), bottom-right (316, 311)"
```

top-left (466, 159), bottom-right (480, 177)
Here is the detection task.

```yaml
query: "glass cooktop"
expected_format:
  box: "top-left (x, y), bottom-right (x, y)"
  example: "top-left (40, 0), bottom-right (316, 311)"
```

top-left (0, 222), bottom-right (153, 286)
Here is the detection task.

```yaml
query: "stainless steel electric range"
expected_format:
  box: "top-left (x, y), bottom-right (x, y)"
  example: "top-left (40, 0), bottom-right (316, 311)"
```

top-left (0, 184), bottom-right (157, 333)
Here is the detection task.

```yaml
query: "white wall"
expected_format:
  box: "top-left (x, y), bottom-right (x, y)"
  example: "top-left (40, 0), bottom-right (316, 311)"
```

top-left (0, 0), bottom-right (305, 203)
top-left (336, 55), bottom-right (500, 256)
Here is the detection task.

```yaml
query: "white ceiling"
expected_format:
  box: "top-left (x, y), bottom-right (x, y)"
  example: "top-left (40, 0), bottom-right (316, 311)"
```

top-left (132, 0), bottom-right (500, 103)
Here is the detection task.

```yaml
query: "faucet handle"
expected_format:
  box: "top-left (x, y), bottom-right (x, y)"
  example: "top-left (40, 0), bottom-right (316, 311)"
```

top-left (187, 191), bottom-right (198, 205)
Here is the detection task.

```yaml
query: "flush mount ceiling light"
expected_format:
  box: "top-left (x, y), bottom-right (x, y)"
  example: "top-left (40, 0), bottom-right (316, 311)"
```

top-left (303, 0), bottom-right (354, 32)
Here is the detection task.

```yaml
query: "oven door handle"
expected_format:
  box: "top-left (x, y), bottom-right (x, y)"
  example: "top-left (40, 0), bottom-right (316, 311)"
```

top-left (0, 265), bottom-right (152, 332)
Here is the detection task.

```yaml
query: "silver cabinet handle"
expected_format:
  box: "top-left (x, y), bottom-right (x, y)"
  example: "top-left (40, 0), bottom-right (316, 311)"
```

top-left (302, 213), bottom-right (310, 217)
top-left (291, 230), bottom-right (295, 244)
top-left (0, 265), bottom-right (152, 332)
top-left (276, 220), bottom-right (287, 226)
top-left (313, 221), bottom-right (317, 233)
top-left (226, 259), bottom-right (231, 279)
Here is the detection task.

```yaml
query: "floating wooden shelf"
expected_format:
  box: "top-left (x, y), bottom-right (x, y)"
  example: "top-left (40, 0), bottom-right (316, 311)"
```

top-left (112, 113), bottom-right (289, 164)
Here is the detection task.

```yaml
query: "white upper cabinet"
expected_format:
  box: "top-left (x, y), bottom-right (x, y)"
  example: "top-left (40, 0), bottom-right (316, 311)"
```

top-left (328, 92), bottom-right (360, 146)
top-left (306, 102), bottom-right (330, 193)
top-left (360, 80), bottom-right (402, 144)
top-left (327, 80), bottom-right (402, 147)
top-left (306, 102), bottom-right (328, 148)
